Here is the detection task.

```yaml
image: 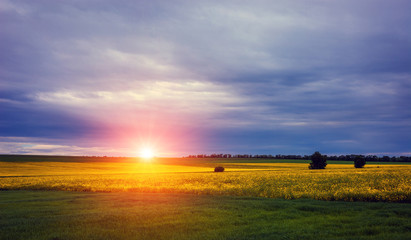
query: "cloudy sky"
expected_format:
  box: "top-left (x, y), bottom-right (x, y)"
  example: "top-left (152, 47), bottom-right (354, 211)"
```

top-left (1, 0), bottom-right (410, 157)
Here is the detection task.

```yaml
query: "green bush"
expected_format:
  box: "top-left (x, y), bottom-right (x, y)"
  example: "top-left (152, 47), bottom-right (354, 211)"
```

top-left (214, 166), bottom-right (225, 172)
top-left (354, 155), bottom-right (366, 168)
top-left (308, 151), bottom-right (327, 169)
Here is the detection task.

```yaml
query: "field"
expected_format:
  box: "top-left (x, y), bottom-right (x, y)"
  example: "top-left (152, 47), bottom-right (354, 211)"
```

top-left (1, 158), bottom-right (410, 202)
top-left (1, 156), bottom-right (411, 239)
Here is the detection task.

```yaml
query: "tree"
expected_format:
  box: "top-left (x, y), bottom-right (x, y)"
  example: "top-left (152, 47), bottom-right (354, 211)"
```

top-left (308, 151), bottom-right (327, 169)
top-left (354, 155), bottom-right (366, 168)
top-left (382, 156), bottom-right (390, 162)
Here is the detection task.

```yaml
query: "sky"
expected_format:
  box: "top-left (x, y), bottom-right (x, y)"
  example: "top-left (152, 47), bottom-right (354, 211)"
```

top-left (1, 0), bottom-right (410, 157)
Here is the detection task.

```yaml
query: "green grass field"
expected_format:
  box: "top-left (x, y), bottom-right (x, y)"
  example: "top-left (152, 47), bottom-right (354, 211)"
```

top-left (1, 191), bottom-right (411, 240)
top-left (1, 156), bottom-right (411, 239)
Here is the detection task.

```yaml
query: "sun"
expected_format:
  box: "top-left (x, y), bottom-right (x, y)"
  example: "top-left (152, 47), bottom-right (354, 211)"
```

top-left (139, 147), bottom-right (155, 160)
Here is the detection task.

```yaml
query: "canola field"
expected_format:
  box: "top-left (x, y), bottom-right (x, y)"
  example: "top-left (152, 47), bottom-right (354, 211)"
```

top-left (1, 159), bottom-right (410, 202)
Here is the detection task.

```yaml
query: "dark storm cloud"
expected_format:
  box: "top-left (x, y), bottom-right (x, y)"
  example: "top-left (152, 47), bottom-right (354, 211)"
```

top-left (0, 0), bottom-right (410, 156)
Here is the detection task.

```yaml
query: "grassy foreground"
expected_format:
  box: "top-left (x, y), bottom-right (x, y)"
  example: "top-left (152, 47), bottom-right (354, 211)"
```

top-left (1, 160), bottom-right (410, 202)
top-left (1, 190), bottom-right (411, 240)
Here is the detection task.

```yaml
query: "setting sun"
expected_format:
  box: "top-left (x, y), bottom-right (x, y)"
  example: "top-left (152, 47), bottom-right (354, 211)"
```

top-left (139, 147), bottom-right (155, 160)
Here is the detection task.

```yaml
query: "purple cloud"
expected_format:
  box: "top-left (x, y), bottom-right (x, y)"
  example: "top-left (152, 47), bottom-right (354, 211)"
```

top-left (1, 0), bottom-right (410, 156)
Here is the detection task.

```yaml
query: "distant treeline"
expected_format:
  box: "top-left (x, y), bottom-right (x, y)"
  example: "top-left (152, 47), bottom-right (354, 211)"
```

top-left (1, 154), bottom-right (410, 162)
top-left (184, 154), bottom-right (411, 162)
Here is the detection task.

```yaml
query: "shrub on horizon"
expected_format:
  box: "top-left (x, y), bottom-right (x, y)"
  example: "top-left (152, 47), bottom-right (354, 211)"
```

top-left (354, 155), bottom-right (366, 168)
top-left (308, 151), bottom-right (327, 169)
top-left (214, 166), bottom-right (225, 172)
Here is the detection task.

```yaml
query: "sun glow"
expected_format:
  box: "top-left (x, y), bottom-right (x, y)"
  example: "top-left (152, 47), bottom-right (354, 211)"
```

top-left (139, 147), bottom-right (155, 160)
